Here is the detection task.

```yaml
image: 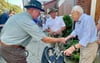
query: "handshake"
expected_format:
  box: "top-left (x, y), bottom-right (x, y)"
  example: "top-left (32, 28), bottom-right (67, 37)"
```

top-left (50, 35), bottom-right (77, 56)
top-left (56, 37), bottom-right (66, 44)
top-left (43, 35), bottom-right (77, 56)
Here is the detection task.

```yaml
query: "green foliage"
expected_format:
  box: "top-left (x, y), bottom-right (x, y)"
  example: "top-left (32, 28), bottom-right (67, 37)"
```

top-left (0, 0), bottom-right (22, 15)
top-left (10, 5), bottom-right (22, 13)
top-left (64, 40), bottom-right (80, 62)
top-left (62, 15), bottom-right (80, 61)
top-left (63, 15), bottom-right (73, 28)
top-left (62, 15), bottom-right (73, 37)
top-left (73, 53), bottom-right (80, 61)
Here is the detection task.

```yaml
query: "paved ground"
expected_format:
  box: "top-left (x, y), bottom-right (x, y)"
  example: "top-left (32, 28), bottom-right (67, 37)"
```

top-left (26, 39), bottom-right (49, 63)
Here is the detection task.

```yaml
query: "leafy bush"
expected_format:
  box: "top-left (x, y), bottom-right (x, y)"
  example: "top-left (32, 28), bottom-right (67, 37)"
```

top-left (62, 15), bottom-right (73, 37)
top-left (62, 15), bottom-right (80, 62)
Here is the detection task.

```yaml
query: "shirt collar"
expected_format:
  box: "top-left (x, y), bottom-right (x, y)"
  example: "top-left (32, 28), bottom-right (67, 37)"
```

top-left (77, 13), bottom-right (85, 23)
top-left (50, 16), bottom-right (57, 20)
top-left (79, 14), bottom-right (85, 21)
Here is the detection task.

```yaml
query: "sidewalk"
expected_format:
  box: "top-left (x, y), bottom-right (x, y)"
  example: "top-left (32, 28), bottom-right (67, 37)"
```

top-left (26, 39), bottom-right (49, 63)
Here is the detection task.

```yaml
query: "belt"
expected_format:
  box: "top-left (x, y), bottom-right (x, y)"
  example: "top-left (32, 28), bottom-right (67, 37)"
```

top-left (0, 41), bottom-right (26, 50)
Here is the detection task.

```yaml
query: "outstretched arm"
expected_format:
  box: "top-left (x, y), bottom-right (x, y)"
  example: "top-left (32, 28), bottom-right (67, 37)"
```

top-left (65, 35), bottom-right (73, 41)
top-left (41, 37), bottom-right (66, 43)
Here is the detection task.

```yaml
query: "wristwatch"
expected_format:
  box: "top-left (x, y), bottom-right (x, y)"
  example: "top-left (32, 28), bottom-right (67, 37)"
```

top-left (73, 45), bottom-right (77, 49)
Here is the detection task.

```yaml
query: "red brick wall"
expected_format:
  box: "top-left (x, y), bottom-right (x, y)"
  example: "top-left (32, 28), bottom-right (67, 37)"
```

top-left (75, 0), bottom-right (91, 15)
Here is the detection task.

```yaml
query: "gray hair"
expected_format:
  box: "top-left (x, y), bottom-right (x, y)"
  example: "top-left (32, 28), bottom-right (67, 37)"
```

top-left (4, 9), bottom-right (9, 13)
top-left (71, 5), bottom-right (83, 14)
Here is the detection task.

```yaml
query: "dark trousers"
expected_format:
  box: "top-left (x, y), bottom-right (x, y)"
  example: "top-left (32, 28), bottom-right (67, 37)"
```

top-left (0, 45), bottom-right (27, 63)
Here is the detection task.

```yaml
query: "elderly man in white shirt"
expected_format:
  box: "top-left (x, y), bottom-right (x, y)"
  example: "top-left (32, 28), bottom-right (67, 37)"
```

top-left (45, 8), bottom-right (66, 49)
top-left (45, 8), bottom-right (66, 36)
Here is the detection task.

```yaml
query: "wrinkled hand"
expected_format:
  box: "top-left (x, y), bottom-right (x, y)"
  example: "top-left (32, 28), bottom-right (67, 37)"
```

top-left (65, 37), bottom-right (69, 42)
top-left (59, 38), bottom-right (66, 43)
top-left (49, 30), bottom-right (54, 35)
top-left (64, 46), bottom-right (75, 56)
top-left (55, 30), bottom-right (60, 35)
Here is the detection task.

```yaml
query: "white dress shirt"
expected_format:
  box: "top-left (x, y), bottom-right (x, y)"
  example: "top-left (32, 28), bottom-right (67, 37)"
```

top-left (45, 16), bottom-right (65, 32)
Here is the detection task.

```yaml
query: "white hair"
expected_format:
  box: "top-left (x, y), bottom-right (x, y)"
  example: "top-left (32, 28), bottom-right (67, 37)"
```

top-left (71, 5), bottom-right (83, 14)
top-left (4, 9), bottom-right (9, 13)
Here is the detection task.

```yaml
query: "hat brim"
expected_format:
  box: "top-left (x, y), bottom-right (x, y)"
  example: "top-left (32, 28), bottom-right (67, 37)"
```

top-left (24, 6), bottom-right (45, 12)
top-left (48, 10), bottom-right (58, 14)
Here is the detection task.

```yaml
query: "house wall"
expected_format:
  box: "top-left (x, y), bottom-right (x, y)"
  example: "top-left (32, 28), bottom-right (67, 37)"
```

top-left (58, 0), bottom-right (91, 16)
top-left (43, 0), bottom-right (100, 24)
top-left (58, 0), bottom-right (73, 16)
top-left (75, 0), bottom-right (91, 15)
top-left (43, 1), bottom-right (57, 14)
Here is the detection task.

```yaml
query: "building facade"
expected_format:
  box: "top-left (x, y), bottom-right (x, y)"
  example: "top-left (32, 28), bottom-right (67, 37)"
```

top-left (43, 0), bottom-right (100, 23)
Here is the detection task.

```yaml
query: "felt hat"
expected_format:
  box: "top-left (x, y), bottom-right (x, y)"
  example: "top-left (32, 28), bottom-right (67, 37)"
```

top-left (48, 7), bottom-right (58, 14)
top-left (24, 0), bottom-right (44, 12)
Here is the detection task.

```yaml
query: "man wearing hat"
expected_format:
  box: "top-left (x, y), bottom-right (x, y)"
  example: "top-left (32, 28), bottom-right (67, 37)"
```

top-left (0, 0), bottom-right (66, 63)
top-left (45, 8), bottom-right (66, 48)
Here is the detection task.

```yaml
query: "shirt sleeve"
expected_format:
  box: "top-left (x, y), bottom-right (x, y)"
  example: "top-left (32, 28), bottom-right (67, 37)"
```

top-left (16, 18), bottom-right (47, 41)
top-left (71, 30), bottom-right (77, 37)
